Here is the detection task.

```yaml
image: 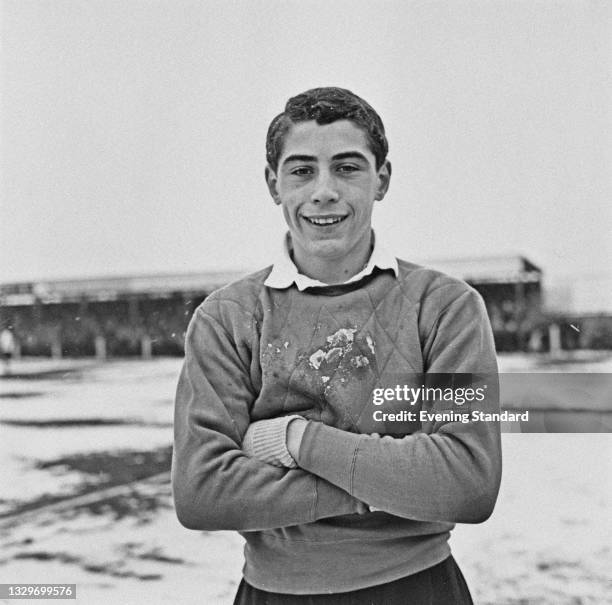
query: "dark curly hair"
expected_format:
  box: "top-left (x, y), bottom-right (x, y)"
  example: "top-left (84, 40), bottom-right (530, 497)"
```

top-left (266, 87), bottom-right (388, 172)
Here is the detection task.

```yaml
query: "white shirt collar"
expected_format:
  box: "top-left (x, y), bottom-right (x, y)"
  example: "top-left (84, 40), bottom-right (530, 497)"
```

top-left (264, 231), bottom-right (399, 291)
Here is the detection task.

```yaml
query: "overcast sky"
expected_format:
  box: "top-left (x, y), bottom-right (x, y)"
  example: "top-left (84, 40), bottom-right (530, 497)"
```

top-left (1, 1), bottom-right (610, 300)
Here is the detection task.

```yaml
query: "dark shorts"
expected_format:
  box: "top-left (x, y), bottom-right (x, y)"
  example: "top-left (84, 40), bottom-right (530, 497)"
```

top-left (233, 555), bottom-right (473, 605)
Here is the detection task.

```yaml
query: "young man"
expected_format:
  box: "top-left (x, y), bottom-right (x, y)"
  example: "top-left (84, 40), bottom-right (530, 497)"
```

top-left (172, 87), bottom-right (502, 604)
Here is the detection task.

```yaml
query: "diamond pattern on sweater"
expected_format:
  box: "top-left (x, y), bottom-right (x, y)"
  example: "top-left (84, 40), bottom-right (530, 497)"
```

top-left (213, 263), bottom-right (469, 436)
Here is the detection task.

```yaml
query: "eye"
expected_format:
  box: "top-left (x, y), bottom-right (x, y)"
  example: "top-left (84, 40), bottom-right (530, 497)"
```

top-left (290, 166), bottom-right (314, 176)
top-left (337, 164), bottom-right (360, 174)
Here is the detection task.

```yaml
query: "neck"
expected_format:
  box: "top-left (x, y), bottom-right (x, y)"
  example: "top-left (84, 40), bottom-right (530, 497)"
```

top-left (290, 232), bottom-right (373, 285)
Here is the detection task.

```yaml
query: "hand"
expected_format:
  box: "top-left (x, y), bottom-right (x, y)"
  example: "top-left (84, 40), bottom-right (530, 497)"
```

top-left (286, 417), bottom-right (308, 461)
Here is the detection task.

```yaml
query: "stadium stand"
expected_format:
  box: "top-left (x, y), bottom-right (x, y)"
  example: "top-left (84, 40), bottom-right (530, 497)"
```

top-left (3, 257), bottom-right (607, 357)
top-left (0, 271), bottom-right (243, 358)
top-left (425, 256), bottom-right (544, 352)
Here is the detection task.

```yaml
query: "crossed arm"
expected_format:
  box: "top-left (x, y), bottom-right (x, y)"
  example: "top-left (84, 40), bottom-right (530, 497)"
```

top-left (171, 307), bottom-right (367, 532)
top-left (172, 289), bottom-right (502, 532)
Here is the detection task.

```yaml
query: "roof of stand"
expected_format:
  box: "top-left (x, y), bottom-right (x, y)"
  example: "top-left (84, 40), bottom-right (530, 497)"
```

top-left (1, 255), bottom-right (542, 305)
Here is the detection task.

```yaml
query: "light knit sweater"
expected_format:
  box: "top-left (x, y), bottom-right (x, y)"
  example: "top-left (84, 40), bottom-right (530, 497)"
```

top-left (171, 261), bottom-right (502, 594)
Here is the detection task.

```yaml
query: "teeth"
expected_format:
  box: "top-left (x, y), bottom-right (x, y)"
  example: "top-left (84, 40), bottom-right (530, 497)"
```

top-left (305, 216), bottom-right (345, 225)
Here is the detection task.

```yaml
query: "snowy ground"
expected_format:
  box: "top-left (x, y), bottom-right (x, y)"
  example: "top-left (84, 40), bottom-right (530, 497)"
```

top-left (1, 356), bottom-right (611, 604)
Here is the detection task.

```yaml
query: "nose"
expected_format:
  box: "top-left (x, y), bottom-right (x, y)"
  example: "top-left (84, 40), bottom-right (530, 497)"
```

top-left (311, 170), bottom-right (339, 204)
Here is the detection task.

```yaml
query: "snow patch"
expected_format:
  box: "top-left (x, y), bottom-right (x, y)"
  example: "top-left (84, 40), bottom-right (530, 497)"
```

top-left (366, 335), bottom-right (376, 356)
top-left (326, 328), bottom-right (356, 348)
top-left (350, 355), bottom-right (369, 368)
top-left (308, 350), bottom-right (325, 370)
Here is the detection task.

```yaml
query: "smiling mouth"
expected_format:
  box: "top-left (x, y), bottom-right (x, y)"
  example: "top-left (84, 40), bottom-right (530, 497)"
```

top-left (302, 215), bottom-right (348, 226)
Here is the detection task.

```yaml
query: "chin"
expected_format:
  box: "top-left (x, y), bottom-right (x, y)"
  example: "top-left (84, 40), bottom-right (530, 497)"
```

top-left (306, 240), bottom-right (348, 258)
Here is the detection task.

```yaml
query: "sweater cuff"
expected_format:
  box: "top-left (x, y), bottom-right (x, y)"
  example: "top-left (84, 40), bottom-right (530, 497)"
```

top-left (242, 415), bottom-right (303, 468)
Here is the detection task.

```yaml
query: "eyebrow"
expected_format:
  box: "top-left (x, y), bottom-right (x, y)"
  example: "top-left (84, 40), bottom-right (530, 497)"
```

top-left (282, 154), bottom-right (317, 166)
top-left (281, 151), bottom-right (370, 167)
top-left (332, 151), bottom-right (370, 163)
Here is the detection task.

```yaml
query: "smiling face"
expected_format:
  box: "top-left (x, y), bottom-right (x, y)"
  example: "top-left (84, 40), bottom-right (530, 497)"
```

top-left (266, 119), bottom-right (391, 283)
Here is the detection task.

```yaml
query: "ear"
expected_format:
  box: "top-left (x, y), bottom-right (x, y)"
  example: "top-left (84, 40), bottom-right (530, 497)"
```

top-left (265, 166), bottom-right (282, 206)
top-left (374, 160), bottom-right (392, 201)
